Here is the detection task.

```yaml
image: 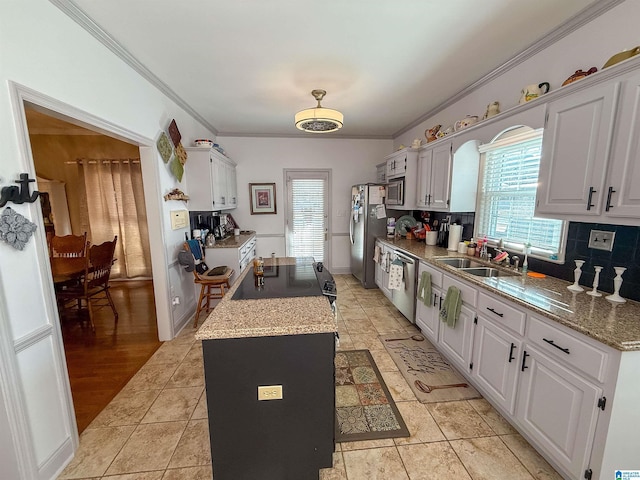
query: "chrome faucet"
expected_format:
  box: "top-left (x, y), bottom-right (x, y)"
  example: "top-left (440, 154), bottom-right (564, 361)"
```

top-left (512, 255), bottom-right (520, 272)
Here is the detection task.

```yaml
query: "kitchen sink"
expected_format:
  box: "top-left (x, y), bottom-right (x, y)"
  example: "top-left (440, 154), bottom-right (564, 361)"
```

top-left (435, 258), bottom-right (484, 269)
top-left (458, 267), bottom-right (517, 277)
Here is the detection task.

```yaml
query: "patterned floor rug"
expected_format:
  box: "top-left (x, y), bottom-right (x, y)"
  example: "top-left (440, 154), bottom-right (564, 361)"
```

top-left (380, 333), bottom-right (481, 403)
top-left (334, 350), bottom-right (409, 443)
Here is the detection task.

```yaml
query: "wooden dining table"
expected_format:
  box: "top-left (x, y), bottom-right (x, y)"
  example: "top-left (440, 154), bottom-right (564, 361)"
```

top-left (50, 256), bottom-right (87, 285)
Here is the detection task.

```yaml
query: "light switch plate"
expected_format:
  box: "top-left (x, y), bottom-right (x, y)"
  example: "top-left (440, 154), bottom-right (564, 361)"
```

top-left (588, 230), bottom-right (615, 251)
top-left (258, 385), bottom-right (283, 401)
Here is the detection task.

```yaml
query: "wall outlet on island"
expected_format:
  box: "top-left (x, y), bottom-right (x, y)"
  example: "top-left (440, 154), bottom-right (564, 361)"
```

top-left (588, 230), bottom-right (615, 251)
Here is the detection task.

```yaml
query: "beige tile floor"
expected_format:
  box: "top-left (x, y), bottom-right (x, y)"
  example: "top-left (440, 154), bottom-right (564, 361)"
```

top-left (59, 274), bottom-right (562, 480)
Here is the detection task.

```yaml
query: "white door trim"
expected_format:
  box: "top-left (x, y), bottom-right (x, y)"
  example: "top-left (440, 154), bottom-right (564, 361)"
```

top-left (5, 81), bottom-right (173, 478)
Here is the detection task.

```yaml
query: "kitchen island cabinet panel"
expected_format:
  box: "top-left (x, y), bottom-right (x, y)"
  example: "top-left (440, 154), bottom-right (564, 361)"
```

top-left (203, 333), bottom-right (335, 480)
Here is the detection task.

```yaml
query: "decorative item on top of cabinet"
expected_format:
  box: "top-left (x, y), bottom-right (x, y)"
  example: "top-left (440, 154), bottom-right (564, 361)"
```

top-left (483, 101), bottom-right (500, 119)
top-left (562, 67), bottom-right (597, 86)
top-left (602, 46), bottom-right (640, 69)
top-left (518, 82), bottom-right (550, 104)
top-left (454, 115), bottom-right (479, 131)
top-left (425, 125), bottom-right (441, 142)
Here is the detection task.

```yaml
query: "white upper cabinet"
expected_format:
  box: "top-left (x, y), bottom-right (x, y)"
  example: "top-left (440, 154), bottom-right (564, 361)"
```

top-left (536, 82), bottom-right (619, 216)
top-left (184, 147), bottom-right (238, 211)
top-left (605, 71), bottom-right (640, 219)
top-left (416, 140), bottom-right (479, 212)
top-left (535, 66), bottom-right (640, 225)
top-left (386, 151), bottom-right (407, 179)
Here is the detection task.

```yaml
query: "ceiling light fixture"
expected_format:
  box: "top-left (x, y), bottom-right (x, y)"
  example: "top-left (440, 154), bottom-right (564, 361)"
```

top-left (295, 89), bottom-right (343, 133)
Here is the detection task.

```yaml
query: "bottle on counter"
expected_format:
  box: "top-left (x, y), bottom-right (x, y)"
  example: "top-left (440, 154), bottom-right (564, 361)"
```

top-left (254, 256), bottom-right (264, 276)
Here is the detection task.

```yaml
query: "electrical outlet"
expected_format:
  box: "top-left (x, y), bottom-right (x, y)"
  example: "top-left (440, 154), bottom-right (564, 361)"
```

top-left (258, 385), bottom-right (283, 401)
top-left (588, 230), bottom-right (615, 251)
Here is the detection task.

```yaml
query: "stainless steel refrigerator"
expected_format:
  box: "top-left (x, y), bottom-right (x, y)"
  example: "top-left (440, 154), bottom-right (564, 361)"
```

top-left (350, 184), bottom-right (387, 288)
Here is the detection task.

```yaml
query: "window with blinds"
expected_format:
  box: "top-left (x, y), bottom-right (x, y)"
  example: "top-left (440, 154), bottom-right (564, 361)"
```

top-left (476, 128), bottom-right (566, 262)
top-left (288, 176), bottom-right (327, 262)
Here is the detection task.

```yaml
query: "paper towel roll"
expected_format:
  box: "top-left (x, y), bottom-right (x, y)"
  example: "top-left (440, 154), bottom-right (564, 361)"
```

top-left (447, 224), bottom-right (463, 251)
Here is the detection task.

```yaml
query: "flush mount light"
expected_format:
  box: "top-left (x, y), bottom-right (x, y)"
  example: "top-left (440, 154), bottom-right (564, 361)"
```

top-left (295, 89), bottom-right (343, 133)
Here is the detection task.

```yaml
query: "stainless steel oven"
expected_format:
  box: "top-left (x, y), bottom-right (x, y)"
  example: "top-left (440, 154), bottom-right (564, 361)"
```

top-left (386, 179), bottom-right (404, 206)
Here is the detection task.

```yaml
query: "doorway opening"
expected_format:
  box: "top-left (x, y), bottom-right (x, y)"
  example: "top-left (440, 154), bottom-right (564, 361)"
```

top-left (24, 105), bottom-right (162, 432)
top-left (284, 169), bottom-right (331, 264)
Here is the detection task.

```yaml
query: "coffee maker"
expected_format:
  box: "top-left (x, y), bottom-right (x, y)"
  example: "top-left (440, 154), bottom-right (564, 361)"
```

top-left (209, 213), bottom-right (228, 239)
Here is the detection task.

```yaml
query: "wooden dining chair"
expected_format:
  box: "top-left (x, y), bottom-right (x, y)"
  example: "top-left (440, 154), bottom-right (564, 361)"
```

top-left (181, 241), bottom-right (233, 328)
top-left (50, 233), bottom-right (88, 258)
top-left (58, 236), bottom-right (118, 331)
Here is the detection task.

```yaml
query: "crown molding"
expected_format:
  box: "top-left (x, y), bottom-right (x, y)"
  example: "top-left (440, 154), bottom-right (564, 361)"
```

top-left (49, 0), bottom-right (219, 136)
top-left (393, 0), bottom-right (626, 138)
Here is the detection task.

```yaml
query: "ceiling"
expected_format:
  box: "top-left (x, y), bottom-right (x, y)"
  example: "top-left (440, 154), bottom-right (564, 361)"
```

top-left (59, 0), bottom-right (604, 138)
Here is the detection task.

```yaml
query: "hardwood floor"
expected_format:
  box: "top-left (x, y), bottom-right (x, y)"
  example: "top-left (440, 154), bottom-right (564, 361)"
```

top-left (60, 280), bottom-right (162, 433)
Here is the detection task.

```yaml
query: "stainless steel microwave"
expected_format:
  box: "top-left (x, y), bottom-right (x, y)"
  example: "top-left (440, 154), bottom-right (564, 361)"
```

top-left (386, 179), bottom-right (404, 205)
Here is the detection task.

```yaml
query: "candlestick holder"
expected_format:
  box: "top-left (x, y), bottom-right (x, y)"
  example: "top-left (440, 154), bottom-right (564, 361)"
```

top-left (587, 265), bottom-right (603, 297)
top-left (606, 267), bottom-right (627, 303)
top-left (567, 260), bottom-right (585, 292)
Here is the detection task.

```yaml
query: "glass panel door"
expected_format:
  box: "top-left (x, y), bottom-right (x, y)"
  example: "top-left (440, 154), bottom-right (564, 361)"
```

top-left (284, 170), bottom-right (330, 263)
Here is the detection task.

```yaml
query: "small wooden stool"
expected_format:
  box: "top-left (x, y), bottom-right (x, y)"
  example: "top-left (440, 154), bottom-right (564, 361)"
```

top-left (193, 267), bottom-right (234, 328)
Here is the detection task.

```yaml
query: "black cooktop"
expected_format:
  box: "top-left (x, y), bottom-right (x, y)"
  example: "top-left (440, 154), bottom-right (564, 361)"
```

top-left (232, 260), bottom-right (325, 301)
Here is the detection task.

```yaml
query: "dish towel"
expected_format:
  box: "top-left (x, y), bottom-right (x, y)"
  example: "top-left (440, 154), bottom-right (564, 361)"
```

top-left (439, 286), bottom-right (461, 328)
top-left (373, 245), bottom-right (381, 263)
top-left (417, 271), bottom-right (432, 306)
top-left (388, 259), bottom-right (404, 290)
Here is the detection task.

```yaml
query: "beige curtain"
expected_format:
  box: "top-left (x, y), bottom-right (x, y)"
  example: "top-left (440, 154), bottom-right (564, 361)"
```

top-left (68, 159), bottom-right (152, 279)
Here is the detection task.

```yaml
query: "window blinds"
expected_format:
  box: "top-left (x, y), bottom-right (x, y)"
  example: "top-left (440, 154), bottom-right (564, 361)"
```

top-left (289, 178), bottom-right (326, 262)
top-left (477, 130), bottom-right (564, 258)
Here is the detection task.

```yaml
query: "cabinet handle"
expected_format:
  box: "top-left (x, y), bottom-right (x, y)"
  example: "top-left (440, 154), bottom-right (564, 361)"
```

top-left (439, 296), bottom-right (443, 310)
top-left (427, 194), bottom-right (431, 205)
top-left (605, 186), bottom-right (616, 211)
top-left (486, 307), bottom-right (504, 317)
top-left (508, 343), bottom-right (516, 363)
top-left (543, 338), bottom-right (570, 354)
top-left (433, 293), bottom-right (438, 307)
top-left (521, 350), bottom-right (529, 371)
top-left (587, 186), bottom-right (596, 211)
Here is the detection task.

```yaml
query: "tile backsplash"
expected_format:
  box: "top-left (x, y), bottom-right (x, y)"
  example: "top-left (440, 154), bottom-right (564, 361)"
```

top-left (530, 222), bottom-right (640, 302)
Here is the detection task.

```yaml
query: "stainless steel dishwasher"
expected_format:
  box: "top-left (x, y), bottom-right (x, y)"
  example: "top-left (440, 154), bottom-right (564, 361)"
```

top-left (389, 249), bottom-right (417, 322)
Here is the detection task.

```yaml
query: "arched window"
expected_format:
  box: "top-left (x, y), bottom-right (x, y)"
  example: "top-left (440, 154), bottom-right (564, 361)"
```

top-left (476, 127), bottom-right (567, 262)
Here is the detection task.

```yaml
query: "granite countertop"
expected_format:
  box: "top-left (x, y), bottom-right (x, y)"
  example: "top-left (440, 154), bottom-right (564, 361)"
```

top-left (204, 231), bottom-right (256, 249)
top-left (378, 237), bottom-right (640, 352)
top-left (195, 257), bottom-right (336, 341)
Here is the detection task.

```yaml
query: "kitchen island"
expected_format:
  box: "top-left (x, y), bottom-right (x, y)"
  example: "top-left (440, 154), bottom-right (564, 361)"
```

top-left (195, 257), bottom-right (337, 480)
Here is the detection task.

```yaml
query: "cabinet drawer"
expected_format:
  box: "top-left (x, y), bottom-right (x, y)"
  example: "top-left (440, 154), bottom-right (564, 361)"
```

top-left (527, 316), bottom-right (608, 383)
top-left (478, 293), bottom-right (525, 336)
top-left (419, 261), bottom-right (443, 288)
top-left (443, 274), bottom-right (477, 307)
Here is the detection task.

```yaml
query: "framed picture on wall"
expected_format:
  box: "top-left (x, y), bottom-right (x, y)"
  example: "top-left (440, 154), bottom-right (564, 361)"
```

top-left (249, 183), bottom-right (277, 214)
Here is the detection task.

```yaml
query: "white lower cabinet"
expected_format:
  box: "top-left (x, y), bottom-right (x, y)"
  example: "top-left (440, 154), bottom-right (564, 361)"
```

top-left (203, 235), bottom-right (256, 286)
top-left (407, 262), bottom-right (616, 480)
top-left (516, 344), bottom-right (602, 479)
top-left (438, 303), bottom-right (475, 373)
top-left (472, 315), bottom-right (521, 415)
top-left (374, 241), bottom-right (391, 300)
top-left (415, 261), bottom-right (443, 342)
